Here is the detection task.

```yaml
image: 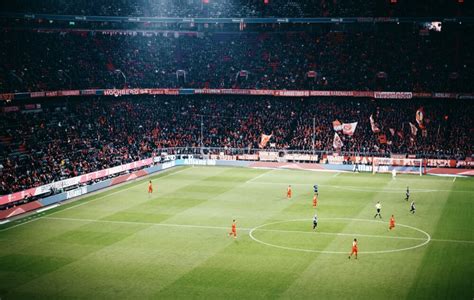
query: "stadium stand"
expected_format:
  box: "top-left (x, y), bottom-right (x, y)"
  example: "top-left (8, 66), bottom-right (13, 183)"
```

top-left (1, 0), bottom-right (472, 17)
top-left (1, 96), bottom-right (472, 195)
top-left (0, 1), bottom-right (472, 201)
top-left (1, 28), bottom-right (473, 93)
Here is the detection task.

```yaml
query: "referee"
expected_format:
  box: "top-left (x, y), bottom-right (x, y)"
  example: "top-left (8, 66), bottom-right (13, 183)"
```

top-left (374, 201), bottom-right (382, 219)
top-left (313, 214), bottom-right (318, 230)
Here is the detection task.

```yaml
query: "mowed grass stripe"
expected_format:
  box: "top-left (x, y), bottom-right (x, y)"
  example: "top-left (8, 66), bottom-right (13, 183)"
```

top-left (154, 169), bottom-right (320, 299)
top-left (150, 168), bottom-right (290, 296)
top-left (0, 167), bottom-right (472, 299)
top-left (407, 185), bottom-right (473, 299)
top-left (0, 167), bottom-right (194, 289)
top-left (0, 166), bottom-right (217, 298)
top-left (9, 167), bottom-right (269, 299)
top-left (283, 175), bottom-right (457, 299)
top-left (41, 216), bottom-right (432, 242)
top-left (279, 171), bottom-right (399, 298)
top-left (155, 169), bottom-right (384, 298)
top-left (41, 215), bottom-right (473, 244)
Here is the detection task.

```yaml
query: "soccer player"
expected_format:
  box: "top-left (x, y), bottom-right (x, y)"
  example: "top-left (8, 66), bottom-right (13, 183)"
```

top-left (287, 185), bottom-right (292, 199)
top-left (410, 201), bottom-right (416, 214)
top-left (228, 219), bottom-right (237, 239)
top-left (389, 215), bottom-right (396, 230)
top-left (313, 194), bottom-right (318, 208)
top-left (405, 186), bottom-right (410, 201)
top-left (348, 238), bottom-right (358, 259)
top-left (312, 214), bottom-right (318, 230)
top-left (313, 184), bottom-right (319, 196)
top-left (148, 180), bottom-right (153, 195)
top-left (374, 201), bottom-right (382, 219)
top-left (353, 163), bottom-right (360, 173)
top-left (392, 168), bottom-right (397, 179)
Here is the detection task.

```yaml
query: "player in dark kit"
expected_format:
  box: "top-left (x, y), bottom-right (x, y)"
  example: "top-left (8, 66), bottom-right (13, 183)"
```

top-left (405, 186), bottom-right (410, 201)
top-left (313, 184), bottom-right (319, 196)
top-left (374, 201), bottom-right (382, 219)
top-left (410, 201), bottom-right (416, 214)
top-left (312, 214), bottom-right (318, 230)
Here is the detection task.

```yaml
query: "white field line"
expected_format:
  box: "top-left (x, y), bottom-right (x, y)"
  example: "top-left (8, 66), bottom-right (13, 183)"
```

top-left (246, 169), bottom-right (274, 183)
top-left (245, 181), bottom-right (471, 193)
top-left (254, 228), bottom-right (426, 241)
top-left (453, 177), bottom-right (456, 183)
top-left (36, 204), bottom-right (59, 213)
top-left (44, 216), bottom-right (232, 230)
top-left (429, 238), bottom-right (474, 244)
top-left (333, 172), bottom-right (340, 177)
top-left (0, 167), bottom-right (190, 232)
top-left (0, 216), bottom-right (44, 232)
top-left (251, 166), bottom-right (346, 174)
top-left (39, 216), bottom-right (474, 244)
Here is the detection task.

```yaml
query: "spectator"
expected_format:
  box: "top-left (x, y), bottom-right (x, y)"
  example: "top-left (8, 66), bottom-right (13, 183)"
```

top-left (0, 95), bottom-right (472, 195)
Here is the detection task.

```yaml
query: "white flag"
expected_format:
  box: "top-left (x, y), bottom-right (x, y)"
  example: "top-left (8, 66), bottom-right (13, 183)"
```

top-left (333, 132), bottom-right (343, 149)
top-left (342, 122), bottom-right (358, 136)
top-left (259, 134), bottom-right (272, 148)
top-left (409, 122), bottom-right (418, 136)
top-left (370, 115), bottom-right (380, 133)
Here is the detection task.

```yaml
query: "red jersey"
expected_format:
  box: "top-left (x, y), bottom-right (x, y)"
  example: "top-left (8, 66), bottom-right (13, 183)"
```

top-left (351, 240), bottom-right (358, 254)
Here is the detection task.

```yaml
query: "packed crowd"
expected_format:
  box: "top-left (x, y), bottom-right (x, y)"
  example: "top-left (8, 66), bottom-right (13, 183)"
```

top-left (1, 0), bottom-right (470, 17)
top-left (1, 28), bottom-right (472, 93)
top-left (0, 96), bottom-right (472, 195)
top-left (1, 0), bottom-right (375, 18)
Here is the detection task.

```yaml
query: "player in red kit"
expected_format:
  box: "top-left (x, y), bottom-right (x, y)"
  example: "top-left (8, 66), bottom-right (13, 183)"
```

top-left (313, 194), bottom-right (318, 208)
top-left (228, 219), bottom-right (237, 239)
top-left (348, 238), bottom-right (358, 259)
top-left (287, 185), bottom-right (292, 199)
top-left (389, 215), bottom-right (396, 230)
top-left (148, 180), bottom-right (153, 196)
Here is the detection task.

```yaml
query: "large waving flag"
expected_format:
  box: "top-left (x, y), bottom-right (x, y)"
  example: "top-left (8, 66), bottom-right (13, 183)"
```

top-left (416, 107), bottom-right (425, 129)
top-left (259, 133), bottom-right (272, 148)
top-left (409, 122), bottom-right (418, 136)
top-left (370, 115), bottom-right (380, 133)
top-left (342, 122), bottom-right (358, 136)
top-left (333, 132), bottom-right (343, 149)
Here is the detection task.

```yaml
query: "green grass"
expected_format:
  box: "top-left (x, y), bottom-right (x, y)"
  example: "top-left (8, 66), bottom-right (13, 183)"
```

top-left (0, 166), bottom-right (473, 299)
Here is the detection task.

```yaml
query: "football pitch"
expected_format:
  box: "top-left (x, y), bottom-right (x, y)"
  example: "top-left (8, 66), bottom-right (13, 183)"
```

top-left (0, 166), bottom-right (472, 299)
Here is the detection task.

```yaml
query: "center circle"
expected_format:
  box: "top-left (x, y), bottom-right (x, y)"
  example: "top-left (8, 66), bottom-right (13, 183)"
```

top-left (248, 218), bottom-right (431, 254)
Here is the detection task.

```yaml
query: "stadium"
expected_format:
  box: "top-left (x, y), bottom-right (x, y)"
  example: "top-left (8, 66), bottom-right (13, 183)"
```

top-left (0, 1), bottom-right (473, 299)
